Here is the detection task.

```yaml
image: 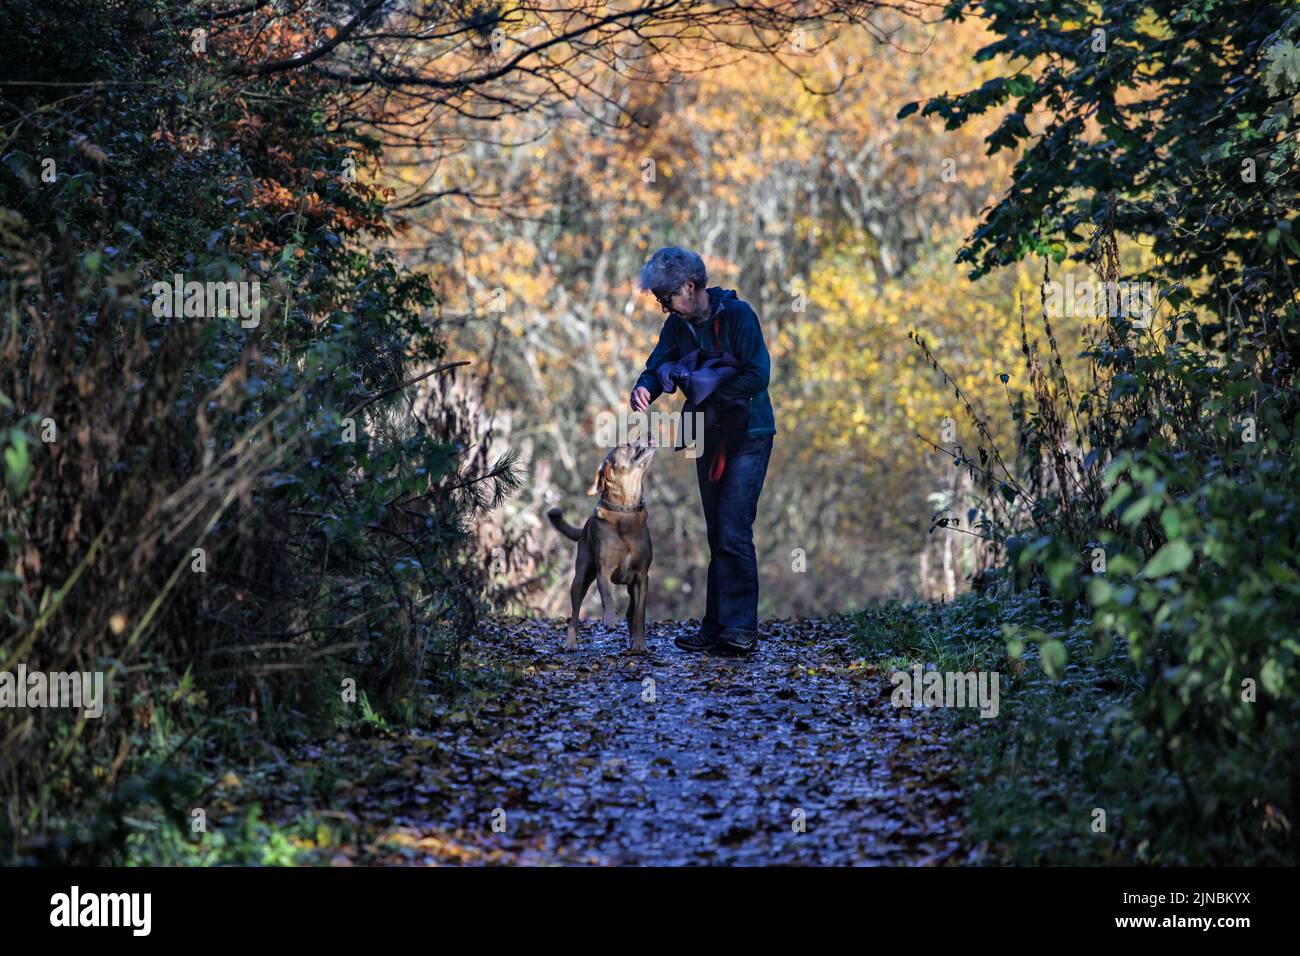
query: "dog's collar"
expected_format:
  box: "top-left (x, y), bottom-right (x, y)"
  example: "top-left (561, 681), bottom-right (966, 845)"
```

top-left (597, 497), bottom-right (645, 514)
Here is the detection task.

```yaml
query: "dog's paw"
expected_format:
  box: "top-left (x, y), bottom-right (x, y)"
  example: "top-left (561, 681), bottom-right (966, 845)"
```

top-left (564, 636), bottom-right (578, 652)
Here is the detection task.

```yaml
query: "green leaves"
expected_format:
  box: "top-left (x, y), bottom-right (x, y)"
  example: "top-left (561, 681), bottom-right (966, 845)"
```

top-left (1141, 540), bottom-right (1193, 578)
top-left (2, 416), bottom-right (39, 495)
top-left (1039, 639), bottom-right (1067, 679)
top-left (3, 431), bottom-right (32, 495)
top-left (1119, 492), bottom-right (1159, 526)
top-left (1261, 659), bottom-right (1286, 696)
top-left (896, 0), bottom-right (1300, 865)
top-left (1262, 38), bottom-right (1300, 95)
top-left (1086, 576), bottom-right (1113, 606)
top-left (920, 0), bottom-right (1300, 307)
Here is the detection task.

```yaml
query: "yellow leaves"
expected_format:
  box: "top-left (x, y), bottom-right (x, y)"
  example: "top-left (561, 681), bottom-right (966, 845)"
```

top-left (383, 828), bottom-right (492, 864)
top-left (781, 245), bottom-right (1052, 488)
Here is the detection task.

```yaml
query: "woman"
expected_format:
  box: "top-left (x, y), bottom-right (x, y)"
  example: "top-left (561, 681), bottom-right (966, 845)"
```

top-left (630, 247), bottom-right (776, 654)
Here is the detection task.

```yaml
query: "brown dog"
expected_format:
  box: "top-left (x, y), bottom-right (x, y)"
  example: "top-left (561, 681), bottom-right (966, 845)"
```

top-left (547, 444), bottom-right (656, 652)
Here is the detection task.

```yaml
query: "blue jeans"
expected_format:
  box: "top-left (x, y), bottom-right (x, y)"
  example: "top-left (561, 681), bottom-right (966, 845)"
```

top-left (695, 433), bottom-right (773, 640)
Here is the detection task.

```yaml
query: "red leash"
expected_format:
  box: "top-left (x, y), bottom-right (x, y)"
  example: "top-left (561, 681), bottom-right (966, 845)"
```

top-left (709, 447), bottom-right (727, 481)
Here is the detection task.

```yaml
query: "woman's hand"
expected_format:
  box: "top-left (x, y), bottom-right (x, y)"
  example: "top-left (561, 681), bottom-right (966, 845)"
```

top-left (630, 386), bottom-right (651, 412)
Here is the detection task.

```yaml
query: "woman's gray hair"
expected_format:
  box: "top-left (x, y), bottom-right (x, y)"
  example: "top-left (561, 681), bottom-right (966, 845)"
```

top-left (637, 246), bottom-right (707, 296)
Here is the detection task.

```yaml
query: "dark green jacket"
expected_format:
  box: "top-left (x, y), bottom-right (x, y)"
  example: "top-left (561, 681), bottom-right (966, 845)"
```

top-left (633, 286), bottom-right (777, 438)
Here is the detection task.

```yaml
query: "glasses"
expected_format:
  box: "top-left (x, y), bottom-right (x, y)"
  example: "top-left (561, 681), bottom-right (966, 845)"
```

top-left (655, 285), bottom-right (684, 312)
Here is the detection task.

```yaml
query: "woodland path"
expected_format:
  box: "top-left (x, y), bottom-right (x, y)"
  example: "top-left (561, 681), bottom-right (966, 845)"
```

top-left (236, 617), bottom-right (971, 865)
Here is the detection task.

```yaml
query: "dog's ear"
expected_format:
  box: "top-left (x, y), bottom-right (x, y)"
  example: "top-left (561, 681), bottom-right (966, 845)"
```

top-left (586, 458), bottom-right (608, 496)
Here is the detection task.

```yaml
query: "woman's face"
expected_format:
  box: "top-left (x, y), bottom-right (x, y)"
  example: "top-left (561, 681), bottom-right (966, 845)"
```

top-left (657, 281), bottom-right (697, 316)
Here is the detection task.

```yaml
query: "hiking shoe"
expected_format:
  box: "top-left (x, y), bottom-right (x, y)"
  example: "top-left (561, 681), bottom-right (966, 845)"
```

top-left (674, 627), bottom-right (720, 652)
top-left (713, 629), bottom-right (758, 655)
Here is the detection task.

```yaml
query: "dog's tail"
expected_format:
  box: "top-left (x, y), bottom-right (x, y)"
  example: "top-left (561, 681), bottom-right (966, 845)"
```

top-left (546, 507), bottom-right (582, 542)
